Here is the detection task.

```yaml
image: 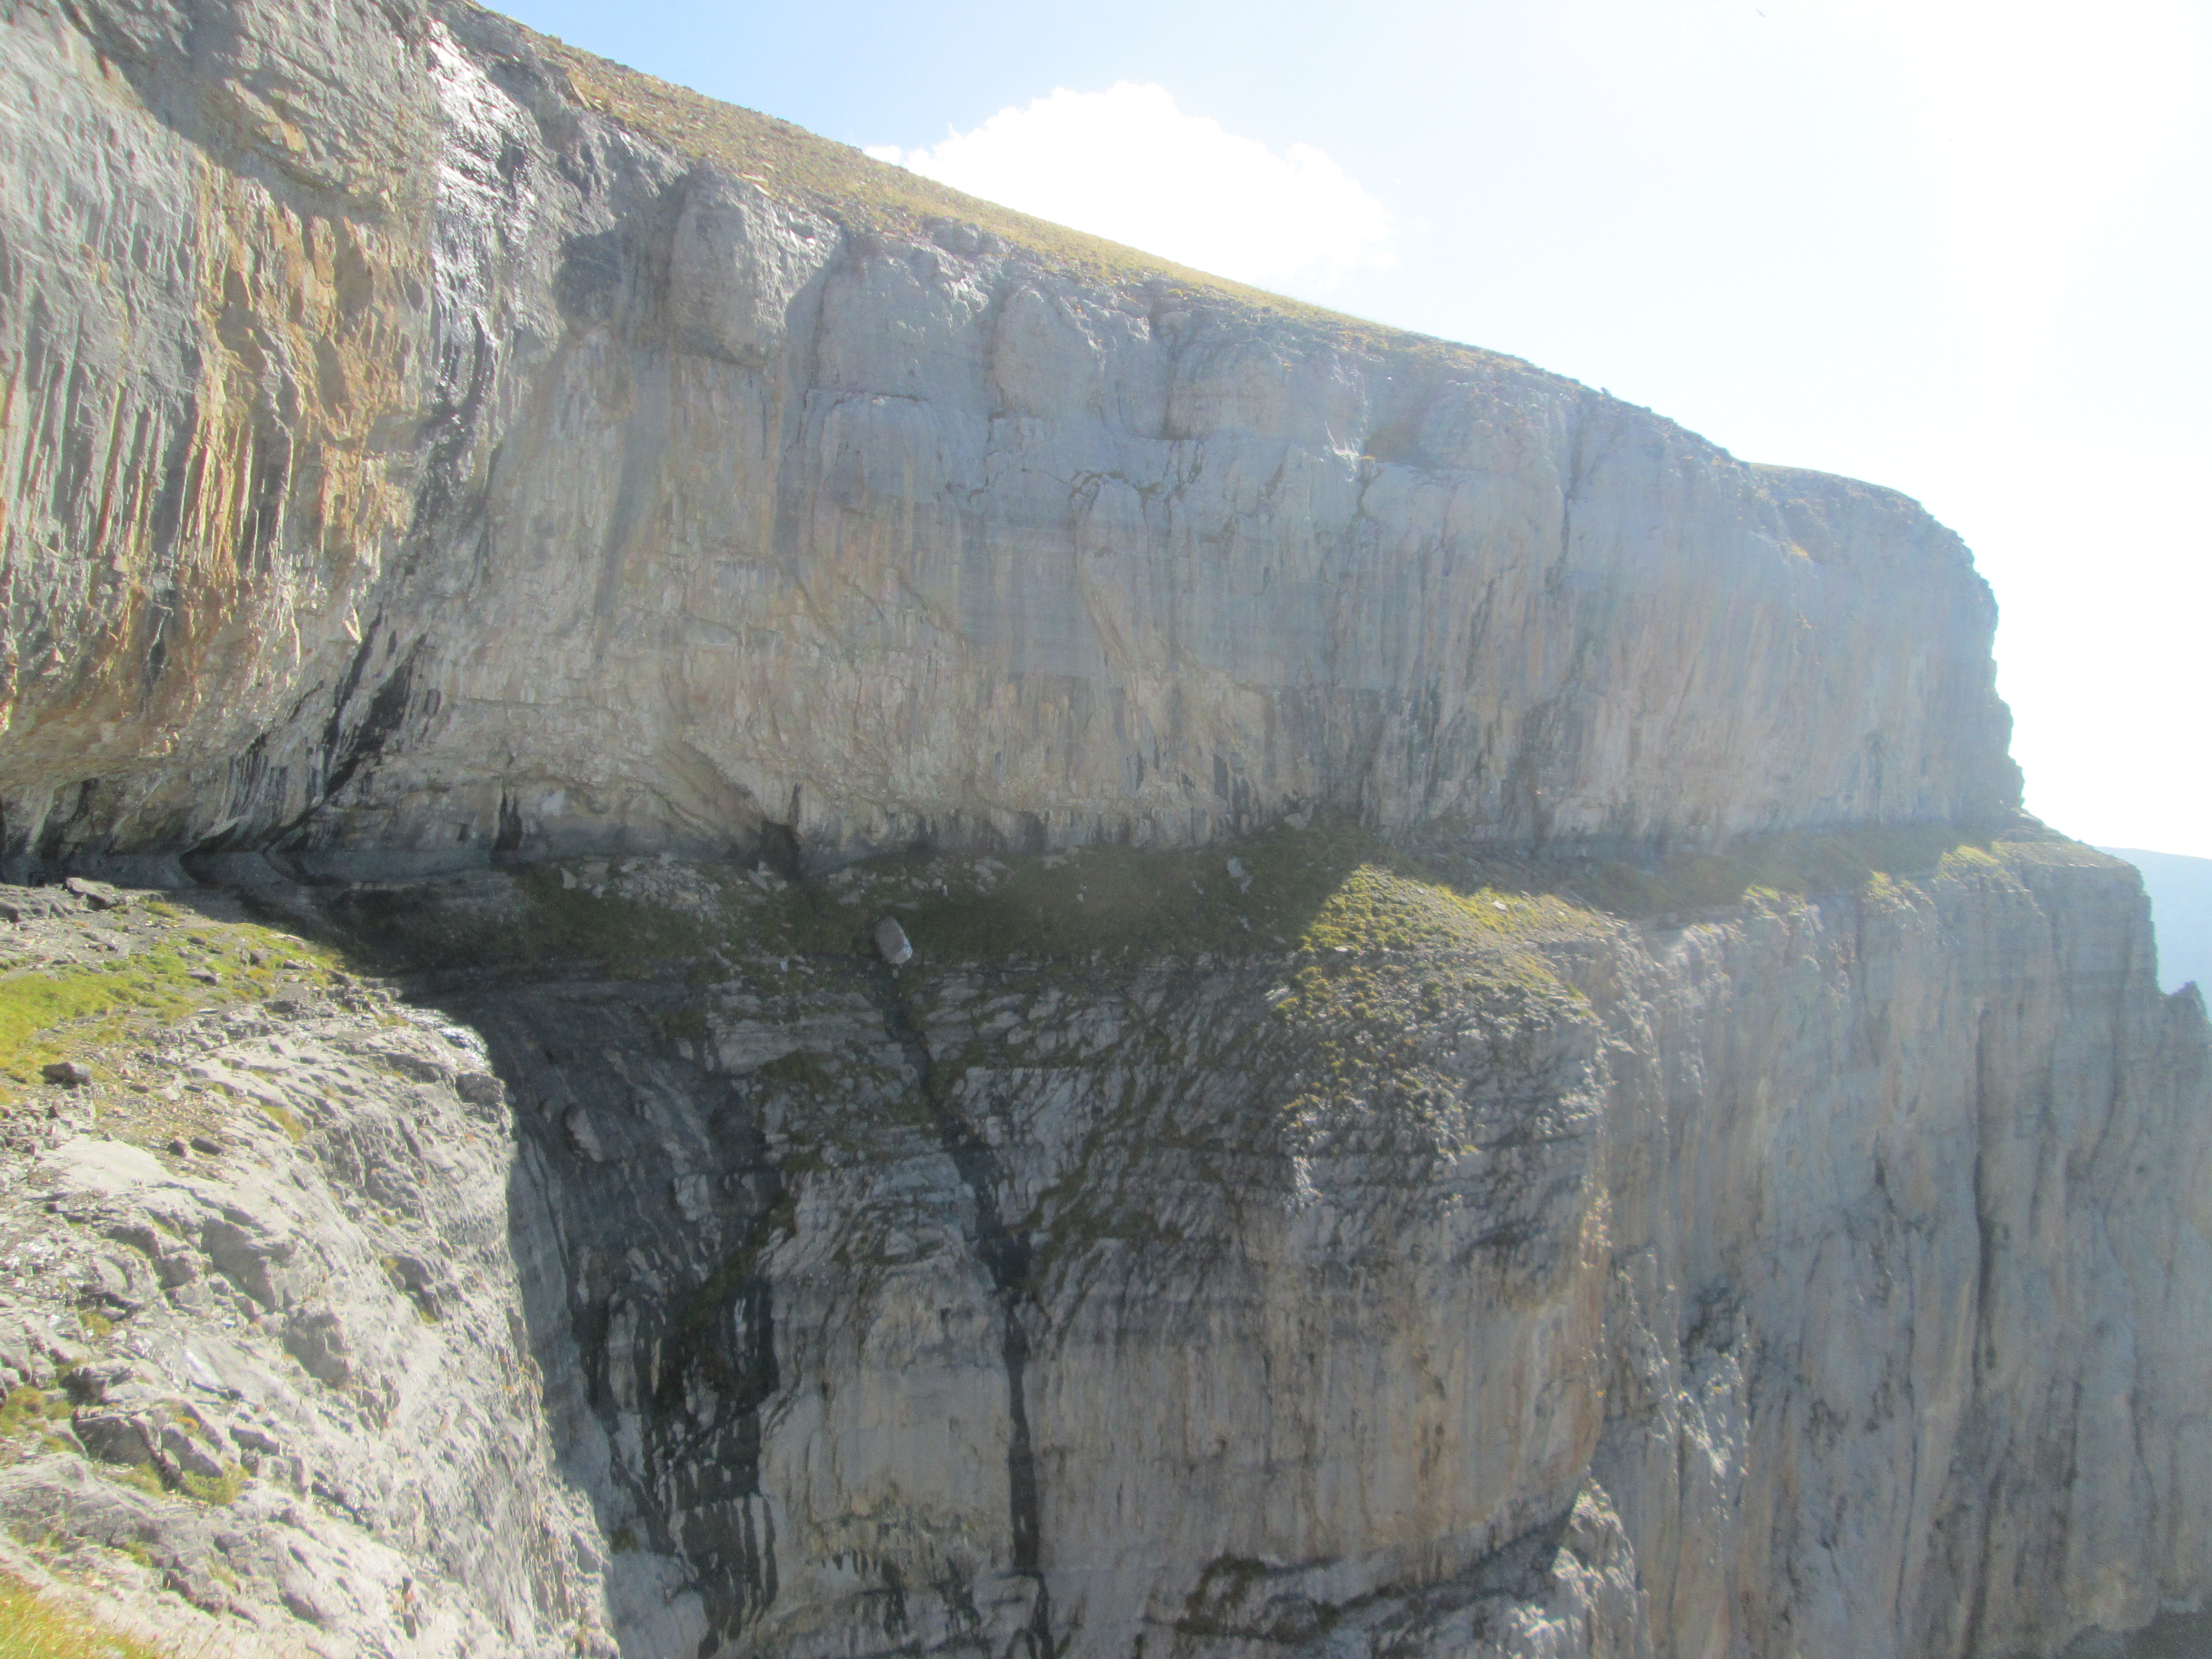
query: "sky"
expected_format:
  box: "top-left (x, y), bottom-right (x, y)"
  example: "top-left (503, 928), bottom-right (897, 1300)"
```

top-left (496, 0), bottom-right (2212, 855)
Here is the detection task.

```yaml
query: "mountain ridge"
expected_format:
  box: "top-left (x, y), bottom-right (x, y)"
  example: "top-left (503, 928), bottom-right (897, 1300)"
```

top-left (0, 0), bottom-right (2019, 878)
top-left (0, 4), bottom-right (2196, 1657)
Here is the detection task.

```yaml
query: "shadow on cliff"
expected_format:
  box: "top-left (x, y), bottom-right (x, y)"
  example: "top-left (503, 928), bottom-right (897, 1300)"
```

top-left (218, 810), bottom-right (2051, 991)
top-left (168, 808), bottom-right (2070, 1658)
top-left (2053, 1605), bottom-right (2212, 1659)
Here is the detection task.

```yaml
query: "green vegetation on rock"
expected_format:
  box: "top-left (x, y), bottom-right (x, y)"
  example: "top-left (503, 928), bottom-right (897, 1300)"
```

top-left (505, 7), bottom-right (1483, 363)
top-left (1524, 821), bottom-right (2042, 918)
top-left (0, 1575), bottom-right (171, 1659)
top-left (0, 1388), bottom-right (72, 1443)
top-left (305, 816), bottom-right (2083, 989)
top-left (0, 913), bottom-right (352, 1098)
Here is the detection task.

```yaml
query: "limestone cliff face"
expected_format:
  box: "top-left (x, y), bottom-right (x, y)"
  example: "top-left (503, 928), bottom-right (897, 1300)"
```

top-left (448, 836), bottom-right (2208, 1659)
top-left (2, 832), bottom-right (2201, 1659)
top-left (0, 0), bottom-right (2018, 876)
top-left (0, 885), bottom-right (603, 1656)
top-left (0, 5), bottom-right (2198, 1659)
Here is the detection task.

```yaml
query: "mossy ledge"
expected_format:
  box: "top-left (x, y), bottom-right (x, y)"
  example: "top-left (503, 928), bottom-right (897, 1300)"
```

top-left (297, 814), bottom-right (2085, 985)
top-left (0, 898), bottom-right (358, 1103)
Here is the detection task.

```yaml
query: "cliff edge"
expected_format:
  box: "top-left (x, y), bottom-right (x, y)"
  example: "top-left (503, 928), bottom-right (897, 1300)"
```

top-left (0, 7), bottom-right (2196, 1659)
top-left (0, 0), bottom-right (2018, 878)
top-left (0, 829), bottom-right (2203, 1659)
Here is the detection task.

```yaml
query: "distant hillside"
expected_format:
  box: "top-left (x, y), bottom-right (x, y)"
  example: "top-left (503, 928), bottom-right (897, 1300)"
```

top-left (2100, 848), bottom-right (2212, 995)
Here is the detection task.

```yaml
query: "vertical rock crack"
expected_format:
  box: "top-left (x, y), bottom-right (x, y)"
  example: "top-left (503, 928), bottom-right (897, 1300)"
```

top-left (865, 958), bottom-right (1056, 1658)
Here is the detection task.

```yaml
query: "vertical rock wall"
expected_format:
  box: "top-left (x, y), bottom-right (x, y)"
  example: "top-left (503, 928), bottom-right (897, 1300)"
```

top-left (2, 0), bottom-right (2018, 876)
top-left (335, 834), bottom-right (2202, 1659)
top-left (0, 834), bottom-right (2200, 1658)
top-left (1584, 843), bottom-right (2212, 1658)
top-left (0, 3), bottom-right (2194, 1657)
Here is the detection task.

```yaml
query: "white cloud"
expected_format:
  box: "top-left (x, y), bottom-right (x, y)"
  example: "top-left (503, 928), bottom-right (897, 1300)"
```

top-left (866, 83), bottom-right (1393, 292)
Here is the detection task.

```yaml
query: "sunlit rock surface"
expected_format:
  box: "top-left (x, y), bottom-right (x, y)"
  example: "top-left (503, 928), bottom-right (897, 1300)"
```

top-left (0, 832), bottom-right (2204, 1659)
top-left (0, 0), bottom-right (2017, 877)
top-left (0, 4), bottom-right (2199, 1659)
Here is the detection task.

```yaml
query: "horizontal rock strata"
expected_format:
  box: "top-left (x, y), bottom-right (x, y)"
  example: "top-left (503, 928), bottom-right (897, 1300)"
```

top-left (0, 5), bottom-right (2197, 1659)
top-left (0, 828), bottom-right (2202, 1657)
top-left (1, 0), bottom-right (2017, 877)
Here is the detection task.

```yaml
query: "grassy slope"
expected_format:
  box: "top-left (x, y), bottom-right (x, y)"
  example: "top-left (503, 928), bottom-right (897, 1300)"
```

top-left (469, 1), bottom-right (1519, 372)
top-left (0, 1575), bottom-right (170, 1659)
top-left (0, 903), bottom-right (354, 1098)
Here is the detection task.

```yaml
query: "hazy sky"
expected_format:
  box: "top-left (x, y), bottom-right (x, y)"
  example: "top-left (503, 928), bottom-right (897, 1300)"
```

top-left (496, 0), bottom-right (2211, 856)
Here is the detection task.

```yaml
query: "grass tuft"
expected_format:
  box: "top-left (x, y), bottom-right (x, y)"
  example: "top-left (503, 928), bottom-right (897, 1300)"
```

top-left (0, 1389), bottom-right (72, 1440)
top-left (0, 1575), bottom-right (171, 1659)
top-left (174, 1465), bottom-right (245, 1507)
top-left (110, 1467), bottom-right (164, 1501)
top-left (0, 914), bottom-right (355, 1100)
top-left (256, 1103), bottom-right (307, 1144)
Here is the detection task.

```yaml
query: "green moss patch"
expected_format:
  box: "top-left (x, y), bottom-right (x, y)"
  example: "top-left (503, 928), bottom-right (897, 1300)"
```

top-left (173, 1464), bottom-right (245, 1506)
top-left (0, 1389), bottom-right (72, 1441)
top-left (0, 1574), bottom-right (173, 1659)
top-left (1299, 864), bottom-right (1595, 957)
top-left (1527, 822), bottom-right (2026, 919)
top-left (0, 915), bottom-right (353, 1097)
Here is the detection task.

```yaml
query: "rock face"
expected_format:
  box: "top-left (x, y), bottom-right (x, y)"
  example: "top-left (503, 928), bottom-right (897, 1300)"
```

top-left (2099, 848), bottom-right (2212, 995)
top-left (0, 0), bottom-right (2018, 877)
top-left (458, 839), bottom-right (2212, 1659)
top-left (0, 885), bottom-right (602, 1655)
top-left (0, 4), bottom-right (2201, 1659)
top-left (0, 833), bottom-right (2204, 1659)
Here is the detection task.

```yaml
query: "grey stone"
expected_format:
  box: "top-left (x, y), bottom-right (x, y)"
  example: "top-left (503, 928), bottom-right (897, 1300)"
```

top-left (0, 1), bottom-right (2195, 1654)
top-left (61, 878), bottom-right (124, 911)
top-left (0, 0), bottom-right (2017, 877)
top-left (0, 887), bottom-right (80, 924)
top-left (72, 1411), bottom-right (153, 1467)
top-left (454, 1071), bottom-right (505, 1109)
top-left (874, 916), bottom-right (914, 966)
top-left (158, 1422), bottom-right (223, 1480)
top-left (79, 1256), bottom-right (138, 1310)
top-left (0, 836), bottom-right (2195, 1659)
top-left (228, 1422), bottom-right (282, 1457)
top-left (66, 1361), bottom-right (139, 1405)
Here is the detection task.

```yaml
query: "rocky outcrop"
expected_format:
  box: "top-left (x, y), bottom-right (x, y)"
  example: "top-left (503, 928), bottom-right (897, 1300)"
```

top-left (455, 832), bottom-right (2211, 1659)
top-left (0, 0), bottom-right (2018, 878)
top-left (0, 828), bottom-right (2201, 1658)
top-left (0, 3), bottom-right (2199, 1658)
top-left (0, 882), bottom-right (602, 1654)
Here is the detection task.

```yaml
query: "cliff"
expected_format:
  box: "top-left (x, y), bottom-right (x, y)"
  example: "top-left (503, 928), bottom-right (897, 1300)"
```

top-left (0, 830), bottom-right (2204, 1659)
top-left (0, 0), bottom-right (2017, 877)
top-left (0, 4), bottom-right (2200, 1659)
